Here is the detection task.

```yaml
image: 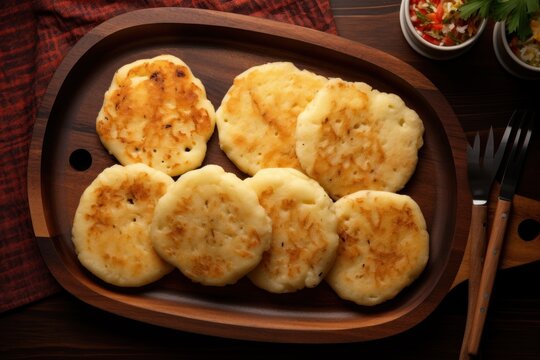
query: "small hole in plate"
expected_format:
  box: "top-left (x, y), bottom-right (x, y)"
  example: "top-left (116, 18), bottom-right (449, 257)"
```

top-left (69, 149), bottom-right (92, 171)
top-left (518, 219), bottom-right (540, 241)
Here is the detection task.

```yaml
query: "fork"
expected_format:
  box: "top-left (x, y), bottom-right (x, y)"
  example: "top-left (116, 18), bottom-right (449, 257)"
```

top-left (459, 115), bottom-right (514, 359)
top-left (468, 110), bottom-right (535, 355)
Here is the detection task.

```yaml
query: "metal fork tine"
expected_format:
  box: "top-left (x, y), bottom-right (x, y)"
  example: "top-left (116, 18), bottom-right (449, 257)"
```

top-left (499, 110), bottom-right (535, 200)
top-left (493, 110), bottom-right (518, 168)
top-left (502, 112), bottom-right (526, 175)
top-left (512, 111), bottom-right (534, 170)
top-left (484, 127), bottom-right (495, 168)
top-left (468, 132), bottom-right (480, 165)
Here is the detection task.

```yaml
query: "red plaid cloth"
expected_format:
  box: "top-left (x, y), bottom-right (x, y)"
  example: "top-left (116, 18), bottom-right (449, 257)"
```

top-left (0, 0), bottom-right (336, 313)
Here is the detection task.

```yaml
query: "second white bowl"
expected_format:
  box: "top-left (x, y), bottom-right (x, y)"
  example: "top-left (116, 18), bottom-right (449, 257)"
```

top-left (492, 21), bottom-right (540, 80)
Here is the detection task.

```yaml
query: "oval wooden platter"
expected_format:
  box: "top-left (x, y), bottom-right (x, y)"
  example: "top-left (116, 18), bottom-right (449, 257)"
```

top-left (27, 8), bottom-right (470, 343)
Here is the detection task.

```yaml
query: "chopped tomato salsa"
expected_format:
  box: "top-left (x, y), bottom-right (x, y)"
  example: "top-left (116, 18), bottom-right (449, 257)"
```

top-left (409, 0), bottom-right (481, 47)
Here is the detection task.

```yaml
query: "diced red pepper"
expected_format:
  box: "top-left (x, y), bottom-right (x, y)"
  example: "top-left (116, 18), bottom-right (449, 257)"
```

top-left (435, 1), bottom-right (444, 22)
top-left (422, 33), bottom-right (439, 45)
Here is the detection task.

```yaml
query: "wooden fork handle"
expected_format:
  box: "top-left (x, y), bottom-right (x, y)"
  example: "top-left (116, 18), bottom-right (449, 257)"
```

top-left (468, 198), bottom-right (512, 355)
top-left (459, 204), bottom-right (487, 359)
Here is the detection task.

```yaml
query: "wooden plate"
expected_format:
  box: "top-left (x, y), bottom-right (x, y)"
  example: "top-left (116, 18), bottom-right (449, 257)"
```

top-left (28, 8), bottom-right (470, 343)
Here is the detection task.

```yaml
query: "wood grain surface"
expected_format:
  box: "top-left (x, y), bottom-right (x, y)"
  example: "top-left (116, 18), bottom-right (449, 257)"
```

top-left (3, 1), bottom-right (540, 359)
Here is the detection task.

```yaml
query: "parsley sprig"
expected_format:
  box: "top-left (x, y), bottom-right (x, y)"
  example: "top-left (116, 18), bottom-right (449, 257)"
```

top-left (460, 0), bottom-right (540, 40)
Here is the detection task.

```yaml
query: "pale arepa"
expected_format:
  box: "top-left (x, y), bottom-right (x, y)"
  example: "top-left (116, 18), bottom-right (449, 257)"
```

top-left (244, 167), bottom-right (339, 293)
top-left (326, 190), bottom-right (429, 306)
top-left (71, 163), bottom-right (174, 287)
top-left (295, 78), bottom-right (424, 199)
top-left (151, 165), bottom-right (272, 286)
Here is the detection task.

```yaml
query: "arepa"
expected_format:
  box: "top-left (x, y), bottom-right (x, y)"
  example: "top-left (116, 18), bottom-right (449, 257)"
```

top-left (244, 168), bottom-right (339, 293)
top-left (71, 163), bottom-right (174, 287)
top-left (96, 54), bottom-right (216, 177)
top-left (215, 62), bottom-right (327, 175)
top-left (295, 78), bottom-right (424, 199)
top-left (326, 190), bottom-right (429, 306)
top-left (150, 165), bottom-right (272, 286)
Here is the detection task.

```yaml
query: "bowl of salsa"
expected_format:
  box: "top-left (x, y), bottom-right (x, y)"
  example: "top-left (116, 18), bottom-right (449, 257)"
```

top-left (400, 0), bottom-right (487, 60)
top-left (493, 11), bottom-right (540, 80)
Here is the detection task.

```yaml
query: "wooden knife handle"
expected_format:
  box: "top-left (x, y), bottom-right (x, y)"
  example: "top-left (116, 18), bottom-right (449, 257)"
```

top-left (459, 204), bottom-right (487, 359)
top-left (468, 198), bottom-right (512, 355)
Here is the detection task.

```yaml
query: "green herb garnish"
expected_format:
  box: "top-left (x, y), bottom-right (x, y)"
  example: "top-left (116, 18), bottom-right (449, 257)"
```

top-left (415, 10), bottom-right (432, 23)
top-left (460, 0), bottom-right (494, 19)
top-left (460, 0), bottom-right (540, 40)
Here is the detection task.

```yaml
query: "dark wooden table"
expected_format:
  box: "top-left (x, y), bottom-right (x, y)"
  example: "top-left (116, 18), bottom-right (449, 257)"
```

top-left (2, 1), bottom-right (539, 359)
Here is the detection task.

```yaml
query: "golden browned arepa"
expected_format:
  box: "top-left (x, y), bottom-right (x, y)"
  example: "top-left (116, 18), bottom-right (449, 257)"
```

top-left (244, 168), bottom-right (339, 293)
top-left (150, 165), bottom-right (272, 286)
top-left (326, 190), bottom-right (429, 306)
top-left (215, 62), bottom-right (327, 175)
top-left (96, 54), bottom-right (216, 176)
top-left (71, 163), bottom-right (175, 287)
top-left (295, 78), bottom-right (424, 199)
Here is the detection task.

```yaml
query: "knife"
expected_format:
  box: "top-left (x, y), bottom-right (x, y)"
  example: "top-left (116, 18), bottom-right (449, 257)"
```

top-left (468, 110), bottom-right (535, 355)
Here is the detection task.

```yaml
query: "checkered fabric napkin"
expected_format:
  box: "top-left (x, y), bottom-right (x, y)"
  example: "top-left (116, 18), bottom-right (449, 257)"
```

top-left (0, 0), bottom-right (337, 313)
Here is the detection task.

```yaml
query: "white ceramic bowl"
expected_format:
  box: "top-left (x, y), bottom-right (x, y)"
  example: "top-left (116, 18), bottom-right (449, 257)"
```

top-left (492, 21), bottom-right (540, 80)
top-left (399, 0), bottom-right (487, 60)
